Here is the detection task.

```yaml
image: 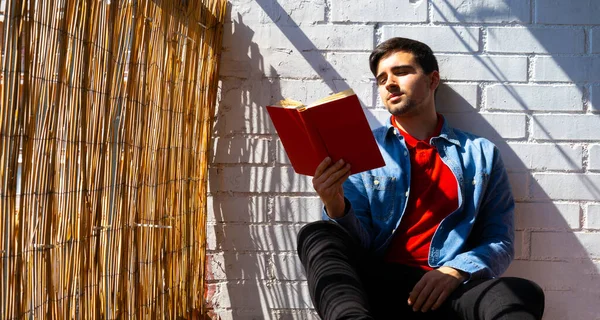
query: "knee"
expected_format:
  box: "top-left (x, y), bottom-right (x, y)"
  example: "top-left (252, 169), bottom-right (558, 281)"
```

top-left (498, 277), bottom-right (545, 319)
top-left (296, 221), bottom-right (354, 261)
top-left (504, 277), bottom-right (544, 305)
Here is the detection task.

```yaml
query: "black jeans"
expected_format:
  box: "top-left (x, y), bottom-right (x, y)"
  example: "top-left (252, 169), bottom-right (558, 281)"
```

top-left (297, 221), bottom-right (545, 320)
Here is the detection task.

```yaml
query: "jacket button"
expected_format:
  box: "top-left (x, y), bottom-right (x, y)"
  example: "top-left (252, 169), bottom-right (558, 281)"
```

top-left (374, 180), bottom-right (380, 185)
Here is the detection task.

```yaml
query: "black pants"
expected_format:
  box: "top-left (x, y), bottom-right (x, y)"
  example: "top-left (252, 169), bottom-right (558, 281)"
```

top-left (297, 221), bottom-right (545, 320)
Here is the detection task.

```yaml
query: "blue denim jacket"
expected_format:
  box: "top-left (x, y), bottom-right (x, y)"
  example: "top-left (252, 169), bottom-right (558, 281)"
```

top-left (323, 117), bottom-right (515, 281)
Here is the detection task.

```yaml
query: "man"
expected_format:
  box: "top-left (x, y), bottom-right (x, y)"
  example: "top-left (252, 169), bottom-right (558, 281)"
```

top-left (296, 38), bottom-right (545, 319)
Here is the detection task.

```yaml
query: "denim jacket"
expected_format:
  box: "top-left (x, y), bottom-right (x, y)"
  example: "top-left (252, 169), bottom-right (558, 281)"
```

top-left (323, 116), bottom-right (515, 281)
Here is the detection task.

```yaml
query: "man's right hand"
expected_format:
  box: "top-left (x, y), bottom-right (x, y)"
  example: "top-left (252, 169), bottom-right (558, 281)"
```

top-left (312, 157), bottom-right (352, 219)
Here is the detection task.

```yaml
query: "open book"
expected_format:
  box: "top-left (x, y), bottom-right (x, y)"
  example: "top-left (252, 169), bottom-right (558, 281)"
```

top-left (266, 89), bottom-right (385, 176)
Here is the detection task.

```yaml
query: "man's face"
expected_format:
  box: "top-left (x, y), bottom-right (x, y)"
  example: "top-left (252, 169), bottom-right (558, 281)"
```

top-left (375, 51), bottom-right (438, 117)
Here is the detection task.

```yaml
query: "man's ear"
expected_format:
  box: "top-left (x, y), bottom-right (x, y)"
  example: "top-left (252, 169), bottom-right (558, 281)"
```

top-left (429, 70), bottom-right (440, 91)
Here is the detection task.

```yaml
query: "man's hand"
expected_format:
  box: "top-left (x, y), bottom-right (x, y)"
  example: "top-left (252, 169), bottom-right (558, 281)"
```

top-left (407, 266), bottom-right (467, 313)
top-left (312, 157), bottom-right (351, 219)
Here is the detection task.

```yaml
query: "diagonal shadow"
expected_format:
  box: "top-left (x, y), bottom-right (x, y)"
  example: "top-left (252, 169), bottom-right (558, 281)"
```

top-left (432, 0), bottom-right (600, 201)
top-left (428, 2), bottom-right (600, 319)
top-left (209, 0), bottom-right (368, 317)
top-left (210, 0), bottom-right (600, 319)
top-left (253, 0), bottom-right (344, 92)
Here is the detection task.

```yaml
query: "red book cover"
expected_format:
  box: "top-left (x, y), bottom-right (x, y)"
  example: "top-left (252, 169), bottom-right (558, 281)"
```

top-left (266, 89), bottom-right (385, 176)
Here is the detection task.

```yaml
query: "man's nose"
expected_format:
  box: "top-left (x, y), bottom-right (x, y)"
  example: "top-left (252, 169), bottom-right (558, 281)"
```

top-left (385, 76), bottom-right (398, 90)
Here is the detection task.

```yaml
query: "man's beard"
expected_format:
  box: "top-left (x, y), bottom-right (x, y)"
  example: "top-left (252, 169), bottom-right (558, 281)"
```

top-left (386, 97), bottom-right (415, 116)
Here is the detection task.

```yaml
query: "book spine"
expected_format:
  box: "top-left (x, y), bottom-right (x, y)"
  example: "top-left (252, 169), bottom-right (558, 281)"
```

top-left (299, 111), bottom-right (329, 163)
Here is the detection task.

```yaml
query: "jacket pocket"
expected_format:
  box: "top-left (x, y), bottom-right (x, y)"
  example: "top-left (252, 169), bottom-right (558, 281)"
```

top-left (363, 174), bottom-right (396, 221)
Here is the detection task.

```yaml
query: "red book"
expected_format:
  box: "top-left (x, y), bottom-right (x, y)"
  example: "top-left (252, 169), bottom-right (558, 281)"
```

top-left (266, 89), bottom-right (385, 176)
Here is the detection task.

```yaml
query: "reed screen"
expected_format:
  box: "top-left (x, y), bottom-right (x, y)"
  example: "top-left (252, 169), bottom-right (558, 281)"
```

top-left (0, 0), bottom-right (226, 318)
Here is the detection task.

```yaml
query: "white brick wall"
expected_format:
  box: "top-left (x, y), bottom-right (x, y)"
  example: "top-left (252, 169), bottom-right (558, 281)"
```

top-left (593, 28), bottom-right (600, 54)
top-left (211, 0), bottom-right (600, 318)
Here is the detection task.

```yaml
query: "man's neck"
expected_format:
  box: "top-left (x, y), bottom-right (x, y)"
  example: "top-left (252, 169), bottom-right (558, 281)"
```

top-left (393, 110), bottom-right (439, 141)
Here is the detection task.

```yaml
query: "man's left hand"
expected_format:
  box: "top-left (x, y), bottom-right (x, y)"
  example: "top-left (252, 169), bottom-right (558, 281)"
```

top-left (407, 266), bottom-right (467, 313)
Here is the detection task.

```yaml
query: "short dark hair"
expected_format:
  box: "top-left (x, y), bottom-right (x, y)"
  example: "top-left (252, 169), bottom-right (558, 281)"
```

top-left (369, 37), bottom-right (439, 76)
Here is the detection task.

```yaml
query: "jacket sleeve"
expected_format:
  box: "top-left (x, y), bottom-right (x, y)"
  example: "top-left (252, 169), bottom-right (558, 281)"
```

top-left (321, 173), bottom-right (374, 250)
top-left (442, 147), bottom-right (515, 281)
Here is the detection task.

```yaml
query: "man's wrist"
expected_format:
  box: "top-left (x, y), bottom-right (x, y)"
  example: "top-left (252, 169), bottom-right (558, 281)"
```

top-left (324, 198), bottom-right (348, 219)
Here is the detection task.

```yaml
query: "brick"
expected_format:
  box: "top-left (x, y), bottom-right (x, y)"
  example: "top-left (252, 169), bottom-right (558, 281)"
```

top-left (531, 231), bottom-right (600, 259)
top-left (275, 139), bottom-right (292, 166)
top-left (532, 115), bottom-right (600, 141)
top-left (592, 86), bottom-right (600, 112)
top-left (208, 309), bottom-right (264, 320)
top-left (272, 254), bottom-right (306, 280)
top-left (590, 144), bottom-right (600, 171)
top-left (218, 77), bottom-right (271, 110)
top-left (505, 260), bottom-right (600, 291)
top-left (210, 281), bottom-right (312, 309)
top-left (223, 25), bottom-right (374, 51)
top-left (435, 83), bottom-right (479, 113)
top-left (536, 0), bottom-right (600, 25)
top-left (508, 173), bottom-right (528, 201)
top-left (444, 113), bottom-right (527, 140)
top-left (497, 143), bottom-right (583, 171)
top-left (277, 80), bottom-right (374, 109)
top-left (220, 49), bottom-right (332, 79)
top-left (487, 27), bottom-right (584, 54)
top-left (271, 310), bottom-right (320, 320)
top-left (204, 309), bottom-right (234, 320)
top-left (513, 230), bottom-right (526, 258)
top-left (206, 224), bottom-right (218, 250)
top-left (226, 0), bottom-right (326, 25)
top-left (207, 195), bottom-right (269, 223)
top-left (213, 78), bottom-right (274, 135)
top-left (333, 80), bottom-right (376, 107)
top-left (586, 204), bottom-right (600, 229)
top-left (209, 167), bottom-right (314, 193)
top-left (485, 84), bottom-right (584, 112)
top-left (273, 196), bottom-right (322, 222)
top-left (531, 173), bottom-right (600, 201)
top-left (332, 0), bottom-right (427, 23)
top-left (431, 0), bottom-right (530, 23)
top-left (213, 103), bottom-right (275, 135)
top-left (211, 224), bottom-right (302, 252)
top-left (381, 26), bottom-right (480, 53)
top-left (593, 28), bottom-right (600, 54)
top-left (206, 253), bottom-right (270, 280)
top-left (541, 291), bottom-right (600, 320)
top-left (211, 137), bottom-right (271, 164)
top-left (327, 52), bottom-right (374, 81)
top-left (437, 55), bottom-right (527, 81)
top-left (533, 56), bottom-right (600, 82)
top-left (515, 202), bottom-right (580, 230)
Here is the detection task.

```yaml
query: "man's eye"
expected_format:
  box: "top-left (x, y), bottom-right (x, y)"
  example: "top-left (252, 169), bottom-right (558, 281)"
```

top-left (378, 78), bottom-right (386, 84)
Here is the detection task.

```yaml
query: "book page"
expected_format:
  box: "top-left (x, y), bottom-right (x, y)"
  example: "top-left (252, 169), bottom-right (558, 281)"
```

top-left (307, 88), bottom-right (355, 108)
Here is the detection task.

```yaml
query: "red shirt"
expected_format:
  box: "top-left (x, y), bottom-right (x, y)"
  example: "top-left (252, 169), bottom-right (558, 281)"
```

top-left (384, 115), bottom-right (459, 270)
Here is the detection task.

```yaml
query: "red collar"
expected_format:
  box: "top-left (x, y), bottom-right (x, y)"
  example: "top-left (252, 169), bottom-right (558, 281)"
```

top-left (391, 114), bottom-right (443, 148)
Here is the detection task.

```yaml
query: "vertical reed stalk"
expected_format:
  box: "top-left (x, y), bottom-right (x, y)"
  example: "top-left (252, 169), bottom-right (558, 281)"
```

top-left (1, 0), bottom-right (226, 318)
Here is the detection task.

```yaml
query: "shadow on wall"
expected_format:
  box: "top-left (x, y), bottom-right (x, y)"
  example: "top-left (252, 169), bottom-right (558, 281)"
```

top-left (208, 0), bottom-right (600, 319)
top-left (429, 2), bottom-right (600, 319)
top-left (207, 12), bottom-right (315, 318)
top-left (438, 85), bottom-right (600, 320)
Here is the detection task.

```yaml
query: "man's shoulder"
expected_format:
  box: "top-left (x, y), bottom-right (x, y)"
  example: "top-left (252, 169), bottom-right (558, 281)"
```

top-left (445, 125), bottom-right (497, 151)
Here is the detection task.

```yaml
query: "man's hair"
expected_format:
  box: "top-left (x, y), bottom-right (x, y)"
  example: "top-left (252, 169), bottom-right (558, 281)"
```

top-left (369, 37), bottom-right (439, 76)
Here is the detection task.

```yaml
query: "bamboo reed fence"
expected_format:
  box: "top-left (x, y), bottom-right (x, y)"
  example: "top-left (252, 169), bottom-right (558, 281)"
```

top-left (0, 0), bottom-right (226, 318)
